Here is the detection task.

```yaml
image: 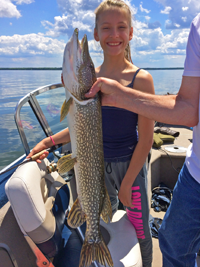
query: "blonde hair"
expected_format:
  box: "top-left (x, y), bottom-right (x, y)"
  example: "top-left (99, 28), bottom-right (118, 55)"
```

top-left (94, 0), bottom-right (133, 63)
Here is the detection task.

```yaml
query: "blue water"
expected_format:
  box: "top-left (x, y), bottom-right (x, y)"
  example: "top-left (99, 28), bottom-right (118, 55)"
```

top-left (0, 70), bottom-right (63, 170)
top-left (0, 69), bottom-right (184, 206)
top-left (0, 69), bottom-right (183, 171)
top-left (0, 70), bottom-right (183, 207)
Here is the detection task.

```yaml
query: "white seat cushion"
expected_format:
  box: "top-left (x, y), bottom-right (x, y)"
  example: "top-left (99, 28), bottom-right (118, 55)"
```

top-left (100, 210), bottom-right (142, 267)
top-left (5, 158), bottom-right (65, 243)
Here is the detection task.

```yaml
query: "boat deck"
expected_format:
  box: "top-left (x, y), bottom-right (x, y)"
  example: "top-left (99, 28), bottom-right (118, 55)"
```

top-left (68, 125), bottom-right (198, 266)
top-left (149, 125), bottom-right (200, 266)
top-left (1, 125), bottom-right (199, 267)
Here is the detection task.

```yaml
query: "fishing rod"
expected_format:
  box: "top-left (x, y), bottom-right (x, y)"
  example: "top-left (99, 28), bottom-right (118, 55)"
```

top-left (0, 144), bottom-right (62, 176)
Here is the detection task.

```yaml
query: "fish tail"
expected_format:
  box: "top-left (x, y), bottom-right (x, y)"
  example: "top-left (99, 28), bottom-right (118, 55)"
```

top-left (79, 237), bottom-right (113, 267)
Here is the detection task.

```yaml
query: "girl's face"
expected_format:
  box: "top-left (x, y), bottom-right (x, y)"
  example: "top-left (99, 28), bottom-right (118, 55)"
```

top-left (94, 8), bottom-right (133, 58)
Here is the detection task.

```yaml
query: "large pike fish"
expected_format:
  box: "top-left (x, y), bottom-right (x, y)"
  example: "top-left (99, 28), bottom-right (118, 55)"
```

top-left (58, 28), bottom-right (113, 267)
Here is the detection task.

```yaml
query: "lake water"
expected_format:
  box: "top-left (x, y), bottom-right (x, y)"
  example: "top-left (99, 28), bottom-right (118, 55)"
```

top-left (0, 69), bottom-right (184, 171)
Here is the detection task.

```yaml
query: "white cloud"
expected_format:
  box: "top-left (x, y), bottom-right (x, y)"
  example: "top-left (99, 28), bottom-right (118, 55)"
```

top-left (0, 0), bottom-right (34, 18)
top-left (0, 33), bottom-right (65, 56)
top-left (134, 27), bottom-right (164, 50)
top-left (72, 21), bottom-right (92, 32)
top-left (42, 15), bottom-right (71, 37)
top-left (174, 23), bottom-right (180, 28)
top-left (161, 6), bottom-right (172, 14)
top-left (0, 0), bottom-right (21, 18)
top-left (176, 49), bottom-right (186, 54)
top-left (156, 29), bottom-right (189, 54)
top-left (0, 0), bottom-right (195, 68)
top-left (145, 16), bottom-right (151, 20)
top-left (124, 0), bottom-right (138, 16)
top-left (138, 50), bottom-right (155, 55)
top-left (156, 0), bottom-right (200, 29)
top-left (133, 35), bottom-right (149, 47)
top-left (42, 10), bottom-right (95, 38)
top-left (139, 2), bottom-right (151, 13)
top-left (12, 57), bottom-right (26, 61)
top-left (182, 16), bottom-right (187, 22)
top-left (13, 0), bottom-right (34, 4)
top-left (148, 21), bottom-right (162, 29)
top-left (134, 20), bottom-right (148, 31)
top-left (182, 7), bottom-right (189, 11)
top-left (43, 0), bottom-right (137, 38)
top-left (166, 19), bottom-right (182, 29)
top-left (57, 0), bottom-right (99, 14)
top-left (129, 17), bottom-right (190, 62)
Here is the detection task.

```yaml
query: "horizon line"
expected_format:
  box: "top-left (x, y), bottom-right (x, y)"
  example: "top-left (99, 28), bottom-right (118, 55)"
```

top-left (0, 67), bottom-right (184, 70)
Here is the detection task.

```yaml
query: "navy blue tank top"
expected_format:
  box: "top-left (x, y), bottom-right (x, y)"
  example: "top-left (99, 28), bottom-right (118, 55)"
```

top-left (102, 68), bottom-right (141, 161)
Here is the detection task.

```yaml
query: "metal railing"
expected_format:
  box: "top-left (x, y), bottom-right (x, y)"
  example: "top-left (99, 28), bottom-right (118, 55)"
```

top-left (14, 83), bottom-right (63, 155)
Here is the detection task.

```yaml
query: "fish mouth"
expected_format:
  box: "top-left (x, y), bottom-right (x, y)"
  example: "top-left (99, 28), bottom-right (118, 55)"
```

top-left (63, 28), bottom-right (86, 85)
top-left (73, 28), bottom-right (87, 65)
top-left (62, 28), bottom-right (94, 98)
top-left (63, 28), bottom-right (89, 76)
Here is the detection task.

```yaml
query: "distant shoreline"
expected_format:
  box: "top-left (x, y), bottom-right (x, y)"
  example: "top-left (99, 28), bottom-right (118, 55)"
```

top-left (0, 67), bottom-right (184, 70)
top-left (0, 68), bottom-right (62, 70)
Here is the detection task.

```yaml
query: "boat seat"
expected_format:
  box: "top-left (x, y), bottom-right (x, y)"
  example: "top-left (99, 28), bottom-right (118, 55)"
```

top-left (53, 211), bottom-right (142, 267)
top-left (5, 158), bottom-right (69, 259)
top-left (99, 210), bottom-right (142, 267)
top-left (5, 157), bottom-right (142, 267)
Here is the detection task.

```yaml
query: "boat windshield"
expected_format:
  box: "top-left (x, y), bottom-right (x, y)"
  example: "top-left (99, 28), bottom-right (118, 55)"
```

top-left (0, 83), bottom-right (69, 208)
top-left (15, 83), bottom-right (68, 155)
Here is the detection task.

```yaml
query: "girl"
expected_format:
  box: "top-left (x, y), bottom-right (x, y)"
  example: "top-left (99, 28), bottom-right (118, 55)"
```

top-left (28, 1), bottom-right (155, 266)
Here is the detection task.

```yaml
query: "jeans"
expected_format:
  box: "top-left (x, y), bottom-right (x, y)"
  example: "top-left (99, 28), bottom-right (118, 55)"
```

top-left (159, 163), bottom-right (200, 267)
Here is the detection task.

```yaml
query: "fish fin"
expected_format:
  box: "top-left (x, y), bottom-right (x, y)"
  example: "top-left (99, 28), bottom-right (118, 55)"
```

top-left (60, 97), bottom-right (73, 122)
top-left (79, 237), bottom-right (113, 267)
top-left (67, 198), bottom-right (86, 228)
top-left (57, 154), bottom-right (76, 175)
top-left (101, 188), bottom-right (113, 223)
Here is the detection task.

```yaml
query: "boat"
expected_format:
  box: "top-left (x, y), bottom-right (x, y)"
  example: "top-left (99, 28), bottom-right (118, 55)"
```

top-left (0, 82), bottom-right (197, 267)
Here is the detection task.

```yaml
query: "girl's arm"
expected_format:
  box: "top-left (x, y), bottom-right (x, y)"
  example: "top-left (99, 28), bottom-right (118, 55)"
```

top-left (27, 128), bottom-right (70, 163)
top-left (118, 71), bottom-right (155, 207)
top-left (118, 114), bottom-right (154, 207)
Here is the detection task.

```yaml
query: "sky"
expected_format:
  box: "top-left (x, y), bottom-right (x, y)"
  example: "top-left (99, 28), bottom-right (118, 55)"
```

top-left (0, 0), bottom-right (200, 68)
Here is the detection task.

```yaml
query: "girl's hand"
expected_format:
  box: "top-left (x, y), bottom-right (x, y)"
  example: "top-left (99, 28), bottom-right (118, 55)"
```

top-left (85, 77), bottom-right (125, 107)
top-left (27, 141), bottom-right (49, 163)
top-left (118, 179), bottom-right (134, 208)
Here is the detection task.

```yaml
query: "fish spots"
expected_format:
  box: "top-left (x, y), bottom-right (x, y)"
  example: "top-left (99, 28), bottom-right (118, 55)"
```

top-left (72, 97), bottom-right (105, 228)
top-left (64, 28), bottom-right (112, 267)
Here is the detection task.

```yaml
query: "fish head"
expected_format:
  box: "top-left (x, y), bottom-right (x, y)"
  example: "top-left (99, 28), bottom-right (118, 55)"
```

top-left (62, 28), bottom-right (96, 100)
